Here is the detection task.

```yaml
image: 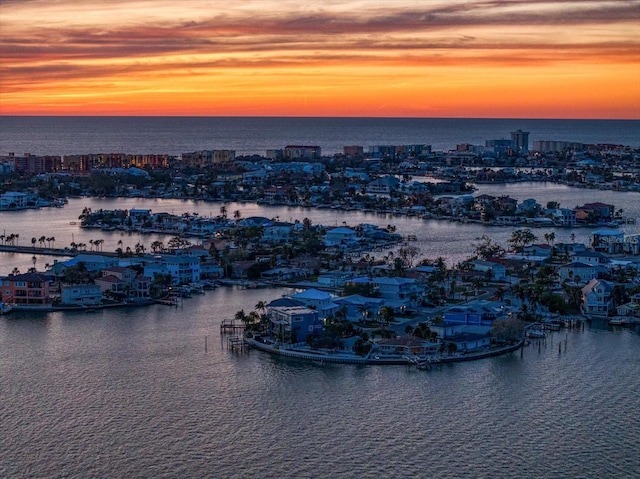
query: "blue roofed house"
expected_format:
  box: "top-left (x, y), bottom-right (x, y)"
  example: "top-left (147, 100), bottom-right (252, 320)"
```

top-left (290, 288), bottom-right (340, 319)
top-left (323, 227), bottom-right (358, 248)
top-left (334, 294), bottom-right (385, 322)
top-left (50, 254), bottom-right (119, 275)
top-left (371, 276), bottom-right (424, 308)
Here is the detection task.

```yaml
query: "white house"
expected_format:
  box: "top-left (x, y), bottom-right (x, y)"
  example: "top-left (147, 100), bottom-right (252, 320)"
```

top-left (0, 191), bottom-right (29, 209)
top-left (323, 227), bottom-right (358, 248)
top-left (61, 284), bottom-right (103, 306)
top-left (471, 260), bottom-right (507, 281)
top-left (581, 278), bottom-right (615, 316)
top-left (572, 251), bottom-right (608, 267)
top-left (557, 262), bottom-right (599, 284)
top-left (371, 277), bottom-right (424, 305)
top-left (262, 222), bottom-right (295, 244)
top-left (144, 254), bottom-right (201, 285)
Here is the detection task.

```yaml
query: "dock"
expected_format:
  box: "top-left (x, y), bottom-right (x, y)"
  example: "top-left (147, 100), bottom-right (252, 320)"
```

top-left (226, 335), bottom-right (249, 352)
top-left (220, 319), bottom-right (245, 334)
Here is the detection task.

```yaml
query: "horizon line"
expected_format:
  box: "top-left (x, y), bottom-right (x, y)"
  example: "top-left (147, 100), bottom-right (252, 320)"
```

top-left (1, 114), bottom-right (638, 121)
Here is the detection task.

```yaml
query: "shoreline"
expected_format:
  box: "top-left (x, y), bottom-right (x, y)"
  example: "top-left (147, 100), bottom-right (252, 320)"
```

top-left (247, 337), bottom-right (525, 366)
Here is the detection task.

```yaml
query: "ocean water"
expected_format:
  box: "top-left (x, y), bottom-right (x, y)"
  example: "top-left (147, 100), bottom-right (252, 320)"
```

top-left (1, 117), bottom-right (639, 156)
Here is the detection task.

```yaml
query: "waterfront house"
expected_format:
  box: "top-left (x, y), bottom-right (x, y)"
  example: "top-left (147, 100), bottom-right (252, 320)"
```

top-left (61, 284), bottom-right (102, 306)
top-left (616, 302), bottom-right (640, 317)
top-left (581, 278), bottom-right (615, 316)
top-left (95, 274), bottom-right (129, 297)
top-left (373, 336), bottom-right (438, 357)
top-left (323, 227), bottom-right (358, 248)
top-left (591, 230), bottom-right (624, 254)
top-left (575, 202), bottom-right (613, 223)
top-left (0, 191), bottom-right (29, 209)
top-left (143, 254), bottom-right (200, 285)
top-left (268, 305), bottom-right (322, 343)
top-left (515, 198), bottom-right (542, 216)
top-left (548, 208), bottom-right (577, 226)
top-left (434, 325), bottom-right (492, 352)
top-left (1, 272), bottom-right (52, 306)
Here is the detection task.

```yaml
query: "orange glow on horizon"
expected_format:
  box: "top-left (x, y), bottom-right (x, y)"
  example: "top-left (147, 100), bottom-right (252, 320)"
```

top-left (1, 1), bottom-right (639, 119)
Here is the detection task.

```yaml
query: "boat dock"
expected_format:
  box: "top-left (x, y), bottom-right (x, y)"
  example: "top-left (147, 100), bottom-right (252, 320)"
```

top-left (220, 319), bottom-right (245, 334)
top-left (226, 335), bottom-right (249, 352)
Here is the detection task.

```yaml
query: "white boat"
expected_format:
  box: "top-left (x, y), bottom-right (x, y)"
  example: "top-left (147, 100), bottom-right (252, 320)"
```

top-left (0, 302), bottom-right (13, 315)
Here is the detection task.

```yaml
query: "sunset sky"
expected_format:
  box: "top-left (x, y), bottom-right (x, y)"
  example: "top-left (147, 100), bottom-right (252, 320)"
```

top-left (1, 0), bottom-right (639, 118)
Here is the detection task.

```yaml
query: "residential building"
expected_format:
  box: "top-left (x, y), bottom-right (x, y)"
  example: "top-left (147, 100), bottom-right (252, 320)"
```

top-left (323, 227), bottom-right (358, 248)
top-left (1, 273), bottom-right (52, 306)
top-left (557, 262), bottom-right (599, 284)
top-left (268, 305), bottom-right (322, 343)
top-left (581, 278), bottom-right (615, 316)
top-left (61, 284), bottom-right (102, 306)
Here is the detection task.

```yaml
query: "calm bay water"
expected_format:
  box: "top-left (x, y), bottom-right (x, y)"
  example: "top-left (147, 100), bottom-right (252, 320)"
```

top-left (1, 290), bottom-right (639, 478)
top-left (1, 118), bottom-right (640, 478)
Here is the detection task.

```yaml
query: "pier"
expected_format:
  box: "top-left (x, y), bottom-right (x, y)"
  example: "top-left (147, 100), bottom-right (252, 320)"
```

top-left (220, 319), bottom-right (245, 334)
top-left (226, 335), bottom-right (249, 352)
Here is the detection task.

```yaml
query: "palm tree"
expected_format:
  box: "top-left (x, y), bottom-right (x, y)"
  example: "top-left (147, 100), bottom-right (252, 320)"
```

top-left (39, 236), bottom-right (46, 248)
top-left (31, 237), bottom-right (37, 248)
top-left (357, 304), bottom-right (369, 323)
top-left (255, 301), bottom-right (267, 314)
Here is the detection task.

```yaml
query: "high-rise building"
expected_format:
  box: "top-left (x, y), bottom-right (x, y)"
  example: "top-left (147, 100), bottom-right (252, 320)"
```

top-left (510, 130), bottom-right (529, 153)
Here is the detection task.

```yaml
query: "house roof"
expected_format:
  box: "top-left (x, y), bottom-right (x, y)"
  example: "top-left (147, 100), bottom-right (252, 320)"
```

top-left (292, 288), bottom-right (332, 301)
top-left (4, 272), bottom-right (51, 282)
top-left (326, 227), bottom-right (356, 235)
top-left (581, 278), bottom-right (614, 294)
top-left (267, 297), bottom-right (302, 308)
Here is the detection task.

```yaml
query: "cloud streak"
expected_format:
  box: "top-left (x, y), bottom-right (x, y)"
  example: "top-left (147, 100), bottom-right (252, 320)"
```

top-left (0, 0), bottom-right (638, 117)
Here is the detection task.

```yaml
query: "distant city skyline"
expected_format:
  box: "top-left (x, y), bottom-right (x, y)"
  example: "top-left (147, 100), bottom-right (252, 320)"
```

top-left (1, 1), bottom-right (639, 118)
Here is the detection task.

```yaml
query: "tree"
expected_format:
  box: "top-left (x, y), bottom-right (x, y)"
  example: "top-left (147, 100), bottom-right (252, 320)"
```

top-left (398, 245), bottom-right (421, 269)
top-left (473, 235), bottom-right (505, 259)
top-left (31, 237), bottom-right (37, 248)
top-left (492, 317), bottom-right (526, 343)
top-left (508, 229), bottom-right (537, 252)
top-left (378, 306), bottom-right (395, 331)
top-left (544, 231), bottom-right (556, 246)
